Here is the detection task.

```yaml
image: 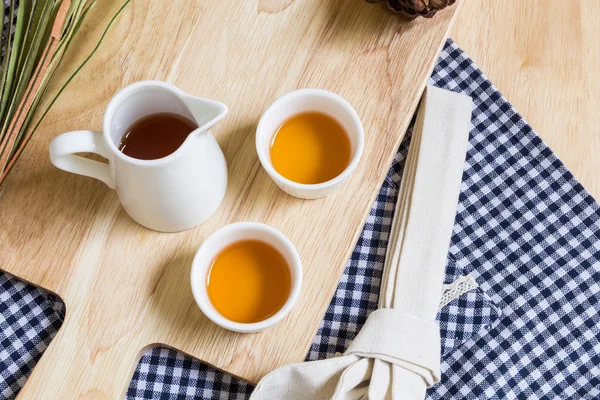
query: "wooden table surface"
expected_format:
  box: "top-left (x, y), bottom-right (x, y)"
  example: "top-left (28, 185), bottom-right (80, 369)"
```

top-left (453, 0), bottom-right (600, 200)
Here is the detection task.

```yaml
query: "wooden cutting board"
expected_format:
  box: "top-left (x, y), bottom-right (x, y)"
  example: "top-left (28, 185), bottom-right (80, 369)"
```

top-left (0, 0), bottom-right (459, 398)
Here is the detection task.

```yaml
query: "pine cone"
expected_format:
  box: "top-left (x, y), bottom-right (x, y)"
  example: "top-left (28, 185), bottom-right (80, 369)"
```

top-left (366, 0), bottom-right (456, 19)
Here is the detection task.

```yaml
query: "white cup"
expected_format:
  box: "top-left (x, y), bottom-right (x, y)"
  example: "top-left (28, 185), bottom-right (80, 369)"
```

top-left (190, 222), bottom-right (302, 333)
top-left (256, 89), bottom-right (364, 199)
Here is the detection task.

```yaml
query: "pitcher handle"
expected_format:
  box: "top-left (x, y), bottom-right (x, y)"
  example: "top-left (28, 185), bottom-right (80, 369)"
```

top-left (49, 130), bottom-right (115, 189)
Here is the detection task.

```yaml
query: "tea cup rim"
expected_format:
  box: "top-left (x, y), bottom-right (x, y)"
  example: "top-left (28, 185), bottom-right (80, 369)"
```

top-left (190, 221), bottom-right (303, 333)
top-left (256, 88), bottom-right (364, 198)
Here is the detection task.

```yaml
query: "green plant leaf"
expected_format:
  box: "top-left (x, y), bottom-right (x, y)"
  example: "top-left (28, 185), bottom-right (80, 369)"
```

top-left (14, 0), bottom-right (35, 80)
top-left (1, 0), bottom-right (36, 131)
top-left (17, 0), bottom-right (48, 71)
top-left (0, 0), bottom-right (29, 124)
top-left (62, 0), bottom-right (88, 38)
top-left (4, 0), bottom-right (131, 171)
top-left (32, 0), bottom-right (131, 139)
top-left (0, 0), bottom-right (56, 140)
top-left (0, 0), bottom-right (60, 166)
top-left (15, 0), bottom-right (97, 148)
top-left (50, 0), bottom-right (94, 65)
top-left (0, 0), bottom-right (16, 107)
top-left (6, 0), bottom-right (94, 160)
top-left (0, 3), bottom-right (5, 64)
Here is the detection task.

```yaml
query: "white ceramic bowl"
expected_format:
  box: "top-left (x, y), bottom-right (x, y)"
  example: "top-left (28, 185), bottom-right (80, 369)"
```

top-left (256, 89), bottom-right (364, 199)
top-left (190, 222), bottom-right (302, 333)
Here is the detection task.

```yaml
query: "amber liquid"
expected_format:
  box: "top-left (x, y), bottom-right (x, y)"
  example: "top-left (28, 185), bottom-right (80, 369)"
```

top-left (270, 111), bottom-right (352, 184)
top-left (206, 240), bottom-right (291, 323)
top-left (118, 112), bottom-right (198, 160)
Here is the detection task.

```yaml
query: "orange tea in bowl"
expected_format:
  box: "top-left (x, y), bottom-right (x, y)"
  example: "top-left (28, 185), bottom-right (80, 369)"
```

top-left (206, 239), bottom-right (291, 323)
top-left (269, 112), bottom-right (351, 184)
top-left (191, 221), bottom-right (302, 332)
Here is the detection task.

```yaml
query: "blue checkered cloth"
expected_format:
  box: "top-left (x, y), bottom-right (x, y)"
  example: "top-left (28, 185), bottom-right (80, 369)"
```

top-left (2, 39), bottom-right (600, 399)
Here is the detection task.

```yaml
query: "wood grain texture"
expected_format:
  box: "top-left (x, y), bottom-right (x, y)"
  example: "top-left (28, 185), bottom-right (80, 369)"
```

top-left (0, 0), bottom-right (459, 398)
top-left (452, 0), bottom-right (600, 200)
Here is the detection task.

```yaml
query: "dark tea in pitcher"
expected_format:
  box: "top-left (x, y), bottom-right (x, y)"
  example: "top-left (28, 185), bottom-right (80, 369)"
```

top-left (118, 112), bottom-right (198, 160)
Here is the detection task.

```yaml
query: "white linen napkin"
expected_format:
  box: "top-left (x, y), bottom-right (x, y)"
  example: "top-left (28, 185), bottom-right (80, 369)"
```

top-left (251, 86), bottom-right (472, 400)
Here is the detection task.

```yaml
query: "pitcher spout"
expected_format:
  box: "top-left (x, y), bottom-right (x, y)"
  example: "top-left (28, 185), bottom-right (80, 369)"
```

top-left (181, 95), bottom-right (228, 133)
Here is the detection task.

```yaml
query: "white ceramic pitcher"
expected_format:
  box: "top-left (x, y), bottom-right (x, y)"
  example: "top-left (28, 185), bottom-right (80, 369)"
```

top-left (49, 81), bottom-right (228, 232)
